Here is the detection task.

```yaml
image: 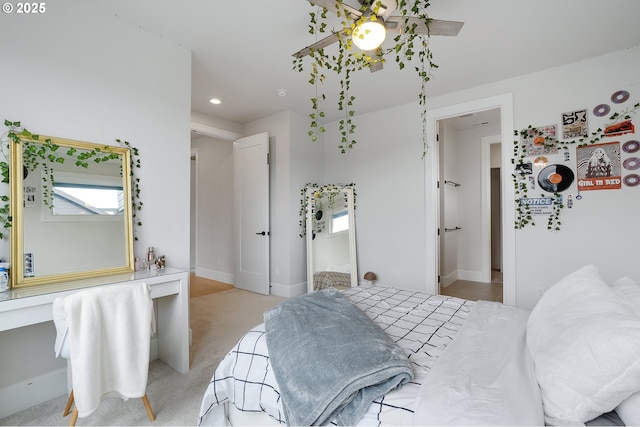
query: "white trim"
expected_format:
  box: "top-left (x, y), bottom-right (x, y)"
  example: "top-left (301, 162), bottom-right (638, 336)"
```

top-left (440, 270), bottom-right (457, 288)
top-left (481, 134), bottom-right (502, 284)
top-left (425, 93), bottom-right (516, 305)
top-left (0, 368), bottom-right (67, 419)
top-left (191, 122), bottom-right (241, 141)
top-left (0, 338), bottom-right (163, 419)
top-left (190, 147), bottom-right (199, 272)
top-left (270, 281), bottom-right (306, 298)
top-left (195, 267), bottom-right (234, 285)
top-left (424, 119), bottom-right (440, 295)
top-left (458, 269), bottom-right (485, 282)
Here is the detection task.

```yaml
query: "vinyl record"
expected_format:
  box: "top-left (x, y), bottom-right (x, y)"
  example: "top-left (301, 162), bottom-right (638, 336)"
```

top-left (534, 156), bottom-right (548, 168)
top-left (624, 174), bottom-right (640, 187)
top-left (537, 164), bottom-right (574, 193)
top-left (593, 104), bottom-right (610, 117)
top-left (611, 90), bottom-right (630, 104)
top-left (623, 140), bottom-right (640, 153)
top-left (623, 157), bottom-right (640, 170)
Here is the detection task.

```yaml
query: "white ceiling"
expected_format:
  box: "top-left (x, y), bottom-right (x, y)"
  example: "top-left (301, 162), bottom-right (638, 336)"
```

top-left (98, 0), bottom-right (640, 126)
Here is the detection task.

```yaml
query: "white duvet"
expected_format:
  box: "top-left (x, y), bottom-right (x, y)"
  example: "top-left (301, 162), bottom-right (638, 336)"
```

top-left (413, 300), bottom-right (544, 425)
top-left (198, 287), bottom-right (544, 426)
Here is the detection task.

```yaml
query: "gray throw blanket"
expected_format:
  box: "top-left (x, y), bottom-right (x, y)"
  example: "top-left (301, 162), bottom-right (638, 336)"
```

top-left (264, 288), bottom-right (413, 426)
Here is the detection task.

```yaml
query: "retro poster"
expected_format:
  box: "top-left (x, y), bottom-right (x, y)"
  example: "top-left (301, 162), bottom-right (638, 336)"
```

top-left (576, 141), bottom-right (621, 190)
top-left (519, 197), bottom-right (556, 215)
top-left (562, 109), bottom-right (588, 139)
top-left (522, 125), bottom-right (558, 156)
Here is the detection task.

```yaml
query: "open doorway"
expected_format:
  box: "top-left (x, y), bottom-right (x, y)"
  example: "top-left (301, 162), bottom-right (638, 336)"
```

top-left (424, 93), bottom-right (516, 305)
top-left (437, 111), bottom-right (502, 302)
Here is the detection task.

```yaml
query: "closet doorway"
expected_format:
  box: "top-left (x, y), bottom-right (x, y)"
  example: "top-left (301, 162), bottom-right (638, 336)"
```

top-left (437, 112), bottom-right (502, 302)
top-left (425, 93), bottom-right (516, 305)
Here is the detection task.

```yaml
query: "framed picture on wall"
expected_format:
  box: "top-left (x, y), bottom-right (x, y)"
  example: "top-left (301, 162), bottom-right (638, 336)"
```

top-left (24, 252), bottom-right (34, 277)
top-left (576, 141), bottom-right (621, 190)
top-left (23, 186), bottom-right (37, 208)
top-left (523, 125), bottom-right (558, 156)
top-left (562, 109), bottom-right (588, 139)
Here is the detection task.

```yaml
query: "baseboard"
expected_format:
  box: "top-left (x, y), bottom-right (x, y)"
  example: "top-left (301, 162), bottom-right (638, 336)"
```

top-left (269, 281), bottom-right (306, 298)
top-left (1, 340), bottom-right (166, 419)
top-left (441, 271), bottom-right (458, 288)
top-left (195, 267), bottom-right (234, 285)
top-left (458, 269), bottom-right (484, 282)
top-left (0, 368), bottom-right (67, 419)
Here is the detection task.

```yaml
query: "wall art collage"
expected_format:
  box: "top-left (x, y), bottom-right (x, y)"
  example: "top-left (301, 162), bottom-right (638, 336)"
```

top-left (513, 89), bottom-right (639, 231)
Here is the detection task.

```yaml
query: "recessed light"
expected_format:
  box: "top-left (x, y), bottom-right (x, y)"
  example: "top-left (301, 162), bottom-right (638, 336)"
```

top-left (277, 89), bottom-right (288, 97)
top-left (209, 98), bottom-right (221, 105)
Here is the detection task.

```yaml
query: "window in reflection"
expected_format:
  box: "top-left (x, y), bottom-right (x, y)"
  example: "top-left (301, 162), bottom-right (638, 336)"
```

top-left (330, 209), bottom-right (349, 234)
top-left (53, 183), bottom-right (124, 216)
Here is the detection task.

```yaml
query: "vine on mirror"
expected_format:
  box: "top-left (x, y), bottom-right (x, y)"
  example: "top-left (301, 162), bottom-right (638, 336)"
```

top-left (299, 182), bottom-right (356, 237)
top-left (0, 119), bottom-right (143, 240)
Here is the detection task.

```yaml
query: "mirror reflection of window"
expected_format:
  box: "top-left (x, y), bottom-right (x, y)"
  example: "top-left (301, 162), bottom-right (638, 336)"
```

top-left (53, 184), bottom-right (124, 216)
top-left (11, 134), bottom-right (135, 288)
top-left (331, 210), bottom-right (349, 234)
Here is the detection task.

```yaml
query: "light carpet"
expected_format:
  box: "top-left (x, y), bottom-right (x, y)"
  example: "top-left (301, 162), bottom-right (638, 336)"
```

top-left (1, 288), bottom-right (285, 426)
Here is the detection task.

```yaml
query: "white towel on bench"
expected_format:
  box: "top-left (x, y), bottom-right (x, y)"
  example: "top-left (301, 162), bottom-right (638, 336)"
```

top-left (58, 282), bottom-right (153, 418)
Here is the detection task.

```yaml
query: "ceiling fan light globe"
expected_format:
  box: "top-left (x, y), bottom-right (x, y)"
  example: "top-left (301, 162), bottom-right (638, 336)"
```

top-left (352, 21), bottom-right (386, 51)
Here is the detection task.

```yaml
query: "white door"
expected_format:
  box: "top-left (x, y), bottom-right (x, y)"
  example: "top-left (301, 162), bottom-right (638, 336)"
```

top-left (233, 133), bottom-right (270, 295)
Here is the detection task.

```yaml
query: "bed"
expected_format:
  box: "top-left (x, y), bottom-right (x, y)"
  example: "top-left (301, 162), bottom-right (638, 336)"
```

top-left (197, 265), bottom-right (640, 426)
top-left (312, 270), bottom-right (352, 290)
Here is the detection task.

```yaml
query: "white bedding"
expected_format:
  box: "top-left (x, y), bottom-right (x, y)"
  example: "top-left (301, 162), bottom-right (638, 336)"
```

top-left (197, 286), bottom-right (543, 426)
top-left (413, 301), bottom-right (543, 425)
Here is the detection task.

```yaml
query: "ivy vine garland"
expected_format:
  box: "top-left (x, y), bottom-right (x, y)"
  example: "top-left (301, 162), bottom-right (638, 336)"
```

top-left (293, 0), bottom-right (437, 155)
top-left (0, 120), bottom-right (143, 240)
top-left (299, 182), bottom-right (356, 237)
top-left (513, 102), bottom-right (640, 231)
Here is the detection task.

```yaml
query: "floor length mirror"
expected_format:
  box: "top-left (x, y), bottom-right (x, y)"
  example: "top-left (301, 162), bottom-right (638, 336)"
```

top-left (306, 186), bottom-right (358, 292)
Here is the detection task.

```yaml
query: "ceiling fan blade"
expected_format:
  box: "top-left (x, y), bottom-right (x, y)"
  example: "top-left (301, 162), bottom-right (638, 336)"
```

top-left (366, 49), bottom-right (384, 72)
top-left (369, 0), bottom-right (396, 19)
top-left (370, 60), bottom-right (384, 72)
top-left (307, 0), bottom-right (362, 20)
top-left (385, 17), bottom-right (464, 36)
top-left (292, 31), bottom-right (347, 58)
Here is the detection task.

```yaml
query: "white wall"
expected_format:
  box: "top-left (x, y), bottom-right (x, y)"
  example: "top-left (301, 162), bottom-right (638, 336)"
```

top-left (321, 45), bottom-right (640, 308)
top-left (290, 111), bottom-right (325, 289)
top-left (324, 103), bottom-right (428, 289)
top-left (0, 2), bottom-right (191, 414)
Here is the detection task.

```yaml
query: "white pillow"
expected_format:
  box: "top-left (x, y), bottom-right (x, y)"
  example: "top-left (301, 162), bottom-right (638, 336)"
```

top-left (526, 265), bottom-right (640, 425)
top-left (611, 277), bottom-right (640, 426)
top-left (326, 264), bottom-right (351, 273)
top-left (611, 276), bottom-right (640, 308)
top-left (616, 391), bottom-right (640, 426)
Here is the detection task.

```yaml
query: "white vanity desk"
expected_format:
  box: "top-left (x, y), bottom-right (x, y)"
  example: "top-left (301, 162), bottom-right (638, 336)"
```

top-left (0, 267), bottom-right (190, 373)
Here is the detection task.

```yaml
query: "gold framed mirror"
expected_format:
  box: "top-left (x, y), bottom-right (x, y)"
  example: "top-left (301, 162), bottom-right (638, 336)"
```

top-left (10, 135), bottom-right (135, 288)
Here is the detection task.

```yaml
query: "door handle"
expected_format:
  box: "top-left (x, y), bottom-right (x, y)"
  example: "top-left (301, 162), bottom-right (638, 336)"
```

top-left (255, 231), bottom-right (269, 236)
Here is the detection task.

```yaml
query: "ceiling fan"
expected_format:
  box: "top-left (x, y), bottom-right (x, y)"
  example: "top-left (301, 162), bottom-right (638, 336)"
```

top-left (292, 0), bottom-right (464, 72)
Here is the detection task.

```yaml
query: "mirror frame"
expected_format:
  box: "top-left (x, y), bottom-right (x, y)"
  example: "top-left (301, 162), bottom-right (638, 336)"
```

top-left (10, 135), bottom-right (135, 288)
top-left (306, 186), bottom-right (358, 292)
